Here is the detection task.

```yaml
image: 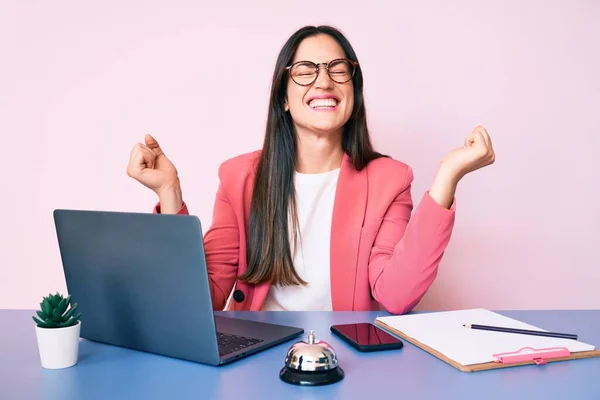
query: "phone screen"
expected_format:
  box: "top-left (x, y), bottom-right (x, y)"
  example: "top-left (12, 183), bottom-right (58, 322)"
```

top-left (331, 323), bottom-right (402, 346)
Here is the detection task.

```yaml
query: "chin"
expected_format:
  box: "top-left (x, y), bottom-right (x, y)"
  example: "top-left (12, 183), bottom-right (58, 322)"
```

top-left (292, 109), bottom-right (349, 136)
top-left (308, 115), bottom-right (345, 132)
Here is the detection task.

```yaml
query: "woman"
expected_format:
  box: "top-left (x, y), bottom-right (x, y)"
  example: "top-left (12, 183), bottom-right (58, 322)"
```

top-left (126, 25), bottom-right (495, 314)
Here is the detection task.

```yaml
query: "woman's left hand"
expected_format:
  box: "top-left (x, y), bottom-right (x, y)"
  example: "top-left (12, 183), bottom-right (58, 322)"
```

top-left (440, 125), bottom-right (496, 181)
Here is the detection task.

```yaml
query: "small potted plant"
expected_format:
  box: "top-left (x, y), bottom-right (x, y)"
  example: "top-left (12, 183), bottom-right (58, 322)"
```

top-left (32, 292), bottom-right (82, 369)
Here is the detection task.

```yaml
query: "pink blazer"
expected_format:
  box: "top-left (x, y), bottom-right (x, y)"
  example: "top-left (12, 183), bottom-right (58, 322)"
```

top-left (155, 150), bottom-right (456, 314)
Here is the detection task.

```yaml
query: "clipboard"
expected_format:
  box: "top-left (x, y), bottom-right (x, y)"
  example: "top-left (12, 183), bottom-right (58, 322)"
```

top-left (374, 309), bottom-right (600, 372)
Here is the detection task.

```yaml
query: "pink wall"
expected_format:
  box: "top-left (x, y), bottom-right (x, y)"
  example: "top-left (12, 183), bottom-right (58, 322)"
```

top-left (1, 1), bottom-right (599, 310)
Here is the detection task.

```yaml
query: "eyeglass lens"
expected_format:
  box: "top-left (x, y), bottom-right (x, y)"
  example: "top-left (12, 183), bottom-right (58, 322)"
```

top-left (290, 59), bottom-right (354, 85)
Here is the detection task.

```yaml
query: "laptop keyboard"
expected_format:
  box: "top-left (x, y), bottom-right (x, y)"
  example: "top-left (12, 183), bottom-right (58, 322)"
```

top-left (217, 332), bottom-right (264, 356)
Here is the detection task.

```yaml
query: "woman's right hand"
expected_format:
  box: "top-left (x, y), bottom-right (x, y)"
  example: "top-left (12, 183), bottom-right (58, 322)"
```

top-left (127, 134), bottom-right (183, 212)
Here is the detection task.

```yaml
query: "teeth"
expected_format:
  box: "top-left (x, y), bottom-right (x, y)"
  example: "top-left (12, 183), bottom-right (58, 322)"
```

top-left (309, 98), bottom-right (338, 108)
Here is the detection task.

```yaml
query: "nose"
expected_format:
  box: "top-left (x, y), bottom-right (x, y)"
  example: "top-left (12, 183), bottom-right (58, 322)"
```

top-left (314, 64), bottom-right (333, 89)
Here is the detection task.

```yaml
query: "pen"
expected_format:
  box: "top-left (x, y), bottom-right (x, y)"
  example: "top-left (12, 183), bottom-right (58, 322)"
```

top-left (463, 324), bottom-right (578, 340)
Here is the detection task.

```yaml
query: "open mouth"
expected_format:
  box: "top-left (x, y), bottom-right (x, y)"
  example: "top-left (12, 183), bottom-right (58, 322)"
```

top-left (307, 97), bottom-right (339, 111)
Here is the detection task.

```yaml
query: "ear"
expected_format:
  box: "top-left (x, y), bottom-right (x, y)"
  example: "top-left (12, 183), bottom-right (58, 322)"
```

top-left (284, 98), bottom-right (289, 112)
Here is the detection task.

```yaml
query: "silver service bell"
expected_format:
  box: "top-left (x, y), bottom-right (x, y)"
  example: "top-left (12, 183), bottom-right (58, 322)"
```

top-left (279, 330), bottom-right (344, 386)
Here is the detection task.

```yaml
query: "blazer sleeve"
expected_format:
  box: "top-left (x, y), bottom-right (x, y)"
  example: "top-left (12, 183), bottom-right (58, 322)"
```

top-left (153, 164), bottom-right (240, 310)
top-left (368, 166), bottom-right (456, 315)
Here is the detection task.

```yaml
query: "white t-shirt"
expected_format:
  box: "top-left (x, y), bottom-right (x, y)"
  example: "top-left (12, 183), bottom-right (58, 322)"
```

top-left (261, 167), bottom-right (340, 311)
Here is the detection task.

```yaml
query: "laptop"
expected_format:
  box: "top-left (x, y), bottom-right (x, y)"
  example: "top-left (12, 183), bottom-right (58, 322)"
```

top-left (52, 209), bottom-right (304, 366)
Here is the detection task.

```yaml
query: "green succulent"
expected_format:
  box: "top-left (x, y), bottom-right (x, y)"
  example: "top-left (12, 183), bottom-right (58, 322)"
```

top-left (32, 292), bottom-right (81, 328)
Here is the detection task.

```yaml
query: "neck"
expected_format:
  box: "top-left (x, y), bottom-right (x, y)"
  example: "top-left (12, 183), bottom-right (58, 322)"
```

top-left (295, 128), bottom-right (344, 174)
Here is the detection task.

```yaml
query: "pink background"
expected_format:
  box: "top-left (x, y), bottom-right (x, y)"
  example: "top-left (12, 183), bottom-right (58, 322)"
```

top-left (1, 1), bottom-right (598, 310)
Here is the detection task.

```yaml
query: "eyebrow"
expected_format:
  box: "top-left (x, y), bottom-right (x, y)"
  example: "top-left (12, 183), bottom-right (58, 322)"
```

top-left (292, 57), bottom-right (347, 63)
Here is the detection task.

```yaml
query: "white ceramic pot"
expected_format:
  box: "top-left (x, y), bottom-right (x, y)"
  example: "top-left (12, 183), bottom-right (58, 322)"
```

top-left (35, 321), bottom-right (81, 369)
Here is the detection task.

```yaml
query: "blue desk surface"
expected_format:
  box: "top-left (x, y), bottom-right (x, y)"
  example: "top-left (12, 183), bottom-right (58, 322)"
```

top-left (1, 309), bottom-right (598, 399)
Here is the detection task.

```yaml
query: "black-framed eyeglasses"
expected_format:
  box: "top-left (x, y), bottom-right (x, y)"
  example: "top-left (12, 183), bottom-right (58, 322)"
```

top-left (285, 58), bottom-right (359, 86)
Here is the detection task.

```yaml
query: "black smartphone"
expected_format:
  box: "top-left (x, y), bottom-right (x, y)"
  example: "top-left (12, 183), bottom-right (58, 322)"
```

top-left (330, 323), bottom-right (404, 352)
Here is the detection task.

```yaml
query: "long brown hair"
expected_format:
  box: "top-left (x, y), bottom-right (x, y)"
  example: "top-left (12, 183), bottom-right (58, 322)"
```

top-left (238, 25), bottom-right (386, 286)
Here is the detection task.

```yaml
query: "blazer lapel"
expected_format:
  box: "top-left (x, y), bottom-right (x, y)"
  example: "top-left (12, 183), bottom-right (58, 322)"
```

top-left (330, 154), bottom-right (368, 310)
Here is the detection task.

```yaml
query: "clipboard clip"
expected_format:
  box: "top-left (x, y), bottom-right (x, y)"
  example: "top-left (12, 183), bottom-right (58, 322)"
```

top-left (492, 346), bottom-right (570, 365)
